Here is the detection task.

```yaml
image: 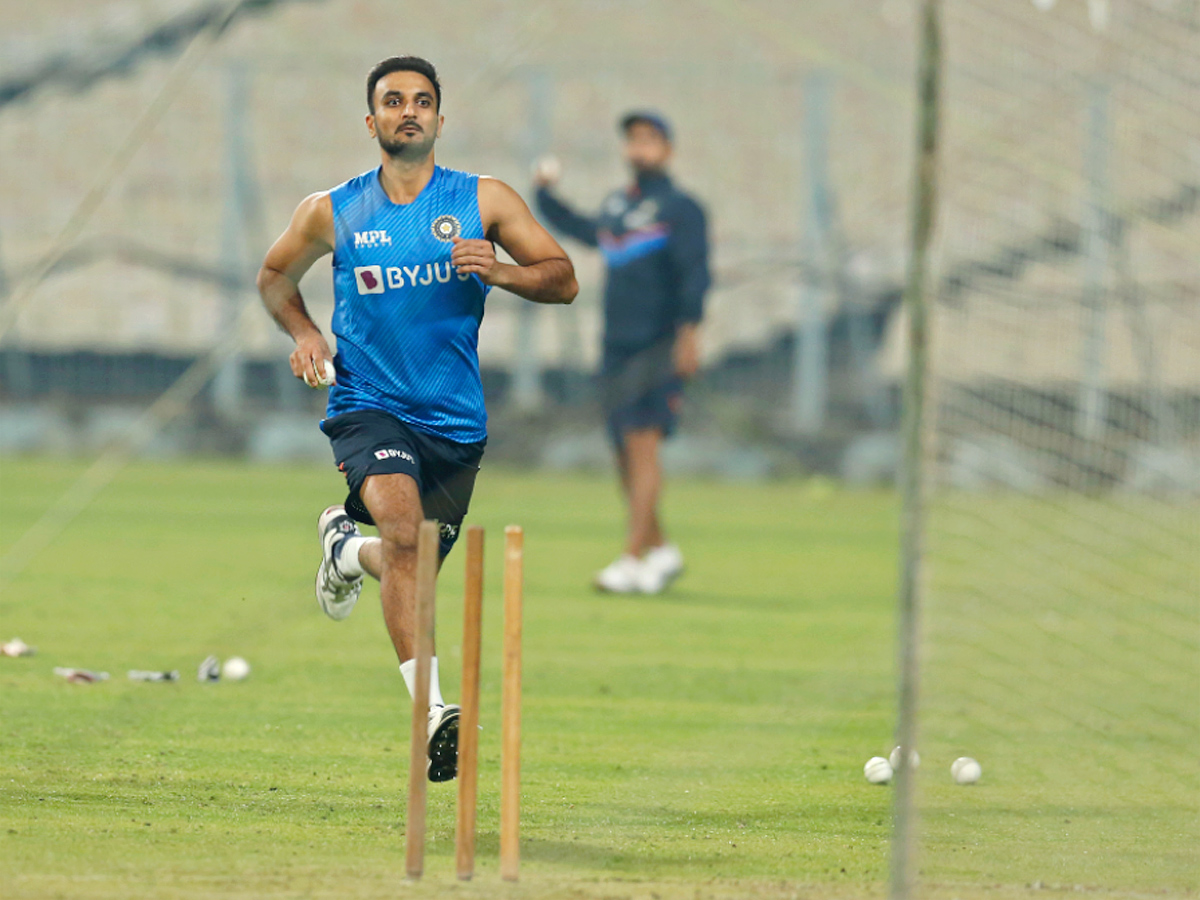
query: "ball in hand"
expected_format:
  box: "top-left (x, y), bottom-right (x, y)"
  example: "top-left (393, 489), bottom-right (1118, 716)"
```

top-left (316, 359), bottom-right (336, 387)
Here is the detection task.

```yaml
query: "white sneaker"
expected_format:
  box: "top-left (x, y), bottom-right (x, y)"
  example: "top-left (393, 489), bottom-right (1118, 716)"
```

top-left (315, 505), bottom-right (364, 620)
top-left (426, 704), bottom-right (461, 782)
top-left (637, 543), bottom-right (685, 594)
top-left (593, 554), bottom-right (644, 593)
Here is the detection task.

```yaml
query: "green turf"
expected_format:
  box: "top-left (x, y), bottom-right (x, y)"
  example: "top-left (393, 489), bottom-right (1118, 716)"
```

top-left (0, 458), bottom-right (1194, 899)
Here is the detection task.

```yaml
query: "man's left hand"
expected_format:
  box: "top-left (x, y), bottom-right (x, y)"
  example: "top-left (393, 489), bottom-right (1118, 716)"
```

top-left (452, 237), bottom-right (505, 285)
top-left (673, 325), bottom-right (701, 379)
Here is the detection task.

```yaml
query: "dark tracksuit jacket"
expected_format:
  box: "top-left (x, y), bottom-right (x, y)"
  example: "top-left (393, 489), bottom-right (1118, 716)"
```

top-left (535, 170), bottom-right (710, 373)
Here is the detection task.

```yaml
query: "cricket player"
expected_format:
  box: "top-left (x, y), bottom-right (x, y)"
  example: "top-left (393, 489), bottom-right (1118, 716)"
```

top-left (534, 112), bottom-right (709, 594)
top-left (256, 56), bottom-right (577, 781)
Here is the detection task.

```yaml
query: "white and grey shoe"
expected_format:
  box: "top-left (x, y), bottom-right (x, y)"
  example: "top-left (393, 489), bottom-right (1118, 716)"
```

top-left (426, 704), bottom-right (461, 782)
top-left (637, 543), bottom-right (685, 594)
top-left (315, 505), bottom-right (363, 621)
top-left (593, 554), bottom-right (644, 593)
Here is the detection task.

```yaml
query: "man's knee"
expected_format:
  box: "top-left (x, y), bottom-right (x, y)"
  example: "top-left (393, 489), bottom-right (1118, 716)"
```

top-left (361, 473), bottom-right (423, 556)
top-left (624, 428), bottom-right (662, 463)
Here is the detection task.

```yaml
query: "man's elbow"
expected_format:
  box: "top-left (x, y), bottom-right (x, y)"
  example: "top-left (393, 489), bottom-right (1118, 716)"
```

top-left (559, 275), bottom-right (579, 304)
top-left (255, 265), bottom-right (275, 298)
top-left (549, 259), bottom-right (577, 303)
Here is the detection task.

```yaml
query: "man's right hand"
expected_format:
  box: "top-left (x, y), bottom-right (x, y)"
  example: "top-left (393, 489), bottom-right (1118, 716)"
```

top-left (532, 154), bottom-right (562, 188)
top-left (291, 334), bottom-right (336, 388)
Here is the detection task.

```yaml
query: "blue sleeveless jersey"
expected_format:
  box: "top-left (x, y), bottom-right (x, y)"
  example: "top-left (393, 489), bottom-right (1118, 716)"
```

top-left (325, 165), bottom-right (490, 442)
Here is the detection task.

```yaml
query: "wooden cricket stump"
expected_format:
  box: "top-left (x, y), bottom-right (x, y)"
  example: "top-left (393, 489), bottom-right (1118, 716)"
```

top-left (405, 519), bottom-right (439, 880)
top-left (405, 520), bottom-right (523, 883)
top-left (500, 524), bottom-right (524, 882)
top-left (455, 525), bottom-right (484, 880)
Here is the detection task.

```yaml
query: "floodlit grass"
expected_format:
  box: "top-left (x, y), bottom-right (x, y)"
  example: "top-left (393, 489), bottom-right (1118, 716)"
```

top-left (0, 458), bottom-right (1195, 899)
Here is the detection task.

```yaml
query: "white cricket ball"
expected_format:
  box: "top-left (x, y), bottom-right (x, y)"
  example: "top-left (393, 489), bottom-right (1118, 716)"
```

top-left (222, 656), bottom-right (251, 681)
top-left (951, 756), bottom-right (982, 785)
top-left (316, 359), bottom-right (336, 387)
top-left (890, 745), bottom-right (920, 771)
top-left (864, 756), bottom-right (893, 784)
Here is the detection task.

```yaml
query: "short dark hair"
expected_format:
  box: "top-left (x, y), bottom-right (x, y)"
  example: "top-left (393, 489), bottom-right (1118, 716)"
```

top-left (366, 56), bottom-right (441, 113)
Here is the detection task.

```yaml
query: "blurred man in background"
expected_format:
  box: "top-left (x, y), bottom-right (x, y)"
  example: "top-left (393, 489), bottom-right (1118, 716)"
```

top-left (534, 112), bottom-right (710, 594)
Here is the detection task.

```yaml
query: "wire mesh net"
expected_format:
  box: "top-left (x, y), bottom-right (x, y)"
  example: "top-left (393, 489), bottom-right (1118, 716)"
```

top-left (914, 0), bottom-right (1200, 891)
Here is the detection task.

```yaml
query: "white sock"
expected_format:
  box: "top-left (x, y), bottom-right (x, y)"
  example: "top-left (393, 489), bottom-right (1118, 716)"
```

top-left (399, 656), bottom-right (445, 710)
top-left (336, 536), bottom-right (372, 578)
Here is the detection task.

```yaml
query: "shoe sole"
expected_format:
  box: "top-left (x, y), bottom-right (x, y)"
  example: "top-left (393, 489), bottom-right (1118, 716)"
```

top-left (593, 578), bottom-right (639, 594)
top-left (315, 564), bottom-right (361, 620)
top-left (427, 706), bottom-right (460, 782)
top-left (315, 506), bottom-right (362, 621)
top-left (641, 564), bottom-right (685, 595)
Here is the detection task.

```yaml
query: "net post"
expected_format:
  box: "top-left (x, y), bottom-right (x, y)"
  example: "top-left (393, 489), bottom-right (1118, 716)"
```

top-left (891, 2), bottom-right (941, 899)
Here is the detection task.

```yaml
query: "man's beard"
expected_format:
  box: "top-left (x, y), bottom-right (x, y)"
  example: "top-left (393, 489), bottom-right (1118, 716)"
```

top-left (378, 130), bottom-right (434, 160)
top-left (629, 158), bottom-right (666, 175)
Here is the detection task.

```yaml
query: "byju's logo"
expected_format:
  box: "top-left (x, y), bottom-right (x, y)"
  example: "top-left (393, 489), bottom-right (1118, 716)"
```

top-left (440, 522), bottom-right (460, 542)
top-left (373, 448), bottom-right (415, 463)
top-left (354, 266), bottom-right (384, 294)
top-left (354, 230), bottom-right (392, 248)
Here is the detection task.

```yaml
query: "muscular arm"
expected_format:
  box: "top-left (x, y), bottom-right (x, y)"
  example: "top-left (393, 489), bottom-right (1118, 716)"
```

top-left (256, 192), bottom-right (337, 386)
top-left (452, 178), bottom-right (578, 304)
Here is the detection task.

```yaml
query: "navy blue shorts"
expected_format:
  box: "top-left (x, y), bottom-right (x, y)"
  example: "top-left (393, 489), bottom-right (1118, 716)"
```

top-left (606, 378), bottom-right (683, 449)
top-left (320, 409), bottom-right (485, 556)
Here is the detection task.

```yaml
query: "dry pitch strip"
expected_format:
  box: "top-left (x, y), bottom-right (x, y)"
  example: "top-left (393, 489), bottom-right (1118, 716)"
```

top-left (405, 520), bottom-right (524, 882)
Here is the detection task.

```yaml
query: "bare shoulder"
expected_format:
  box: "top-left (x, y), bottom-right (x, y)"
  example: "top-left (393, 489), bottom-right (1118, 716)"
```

top-left (476, 176), bottom-right (530, 228)
top-left (289, 190), bottom-right (334, 248)
top-left (295, 191), bottom-right (333, 229)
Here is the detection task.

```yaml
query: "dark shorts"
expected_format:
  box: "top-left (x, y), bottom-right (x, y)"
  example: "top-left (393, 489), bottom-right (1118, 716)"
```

top-left (320, 409), bottom-right (485, 557)
top-left (606, 379), bottom-right (683, 449)
top-left (601, 340), bottom-right (683, 449)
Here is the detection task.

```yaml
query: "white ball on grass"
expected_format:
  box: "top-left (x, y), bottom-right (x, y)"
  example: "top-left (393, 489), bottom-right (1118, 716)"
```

top-left (889, 745), bottom-right (920, 770)
top-left (864, 756), bottom-right (893, 784)
top-left (951, 756), bottom-right (982, 785)
top-left (222, 656), bottom-right (251, 681)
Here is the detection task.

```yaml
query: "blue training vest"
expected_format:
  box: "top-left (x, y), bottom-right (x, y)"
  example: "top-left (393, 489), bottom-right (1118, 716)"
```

top-left (325, 165), bottom-right (490, 443)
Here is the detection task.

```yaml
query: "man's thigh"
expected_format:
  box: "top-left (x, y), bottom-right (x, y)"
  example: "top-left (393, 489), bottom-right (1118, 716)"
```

top-left (360, 471), bottom-right (424, 543)
top-left (322, 409), bottom-right (423, 525)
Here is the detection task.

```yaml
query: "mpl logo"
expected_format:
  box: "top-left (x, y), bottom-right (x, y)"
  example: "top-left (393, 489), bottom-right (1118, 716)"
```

top-left (354, 266), bottom-right (384, 294)
top-left (373, 448), bottom-right (415, 464)
top-left (354, 230), bottom-right (392, 248)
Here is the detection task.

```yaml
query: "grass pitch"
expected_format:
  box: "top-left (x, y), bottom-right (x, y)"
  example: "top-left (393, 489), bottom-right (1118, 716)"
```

top-left (0, 458), bottom-right (1195, 899)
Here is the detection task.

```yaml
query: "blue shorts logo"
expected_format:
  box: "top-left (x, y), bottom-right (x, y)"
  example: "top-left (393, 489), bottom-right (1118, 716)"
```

top-left (431, 215), bottom-right (461, 242)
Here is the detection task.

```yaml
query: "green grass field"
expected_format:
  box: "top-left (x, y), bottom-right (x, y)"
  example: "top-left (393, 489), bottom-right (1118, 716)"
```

top-left (0, 458), bottom-right (1195, 899)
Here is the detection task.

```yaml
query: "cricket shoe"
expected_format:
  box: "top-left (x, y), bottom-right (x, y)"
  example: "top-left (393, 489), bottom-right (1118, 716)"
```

top-left (315, 505), bottom-right (363, 621)
top-left (427, 704), bottom-right (461, 782)
top-left (636, 543), bottom-right (685, 594)
top-left (593, 554), bottom-right (644, 593)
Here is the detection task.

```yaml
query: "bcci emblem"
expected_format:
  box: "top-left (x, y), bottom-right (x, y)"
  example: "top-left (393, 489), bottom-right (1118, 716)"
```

top-left (431, 214), bottom-right (461, 242)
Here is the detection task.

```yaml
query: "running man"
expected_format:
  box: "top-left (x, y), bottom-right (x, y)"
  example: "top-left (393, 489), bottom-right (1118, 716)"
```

top-left (534, 111), bottom-right (709, 595)
top-left (256, 56), bottom-right (577, 781)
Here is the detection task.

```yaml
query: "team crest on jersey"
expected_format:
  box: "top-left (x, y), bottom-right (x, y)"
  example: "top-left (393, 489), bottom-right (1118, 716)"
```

top-left (431, 214), bottom-right (461, 242)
